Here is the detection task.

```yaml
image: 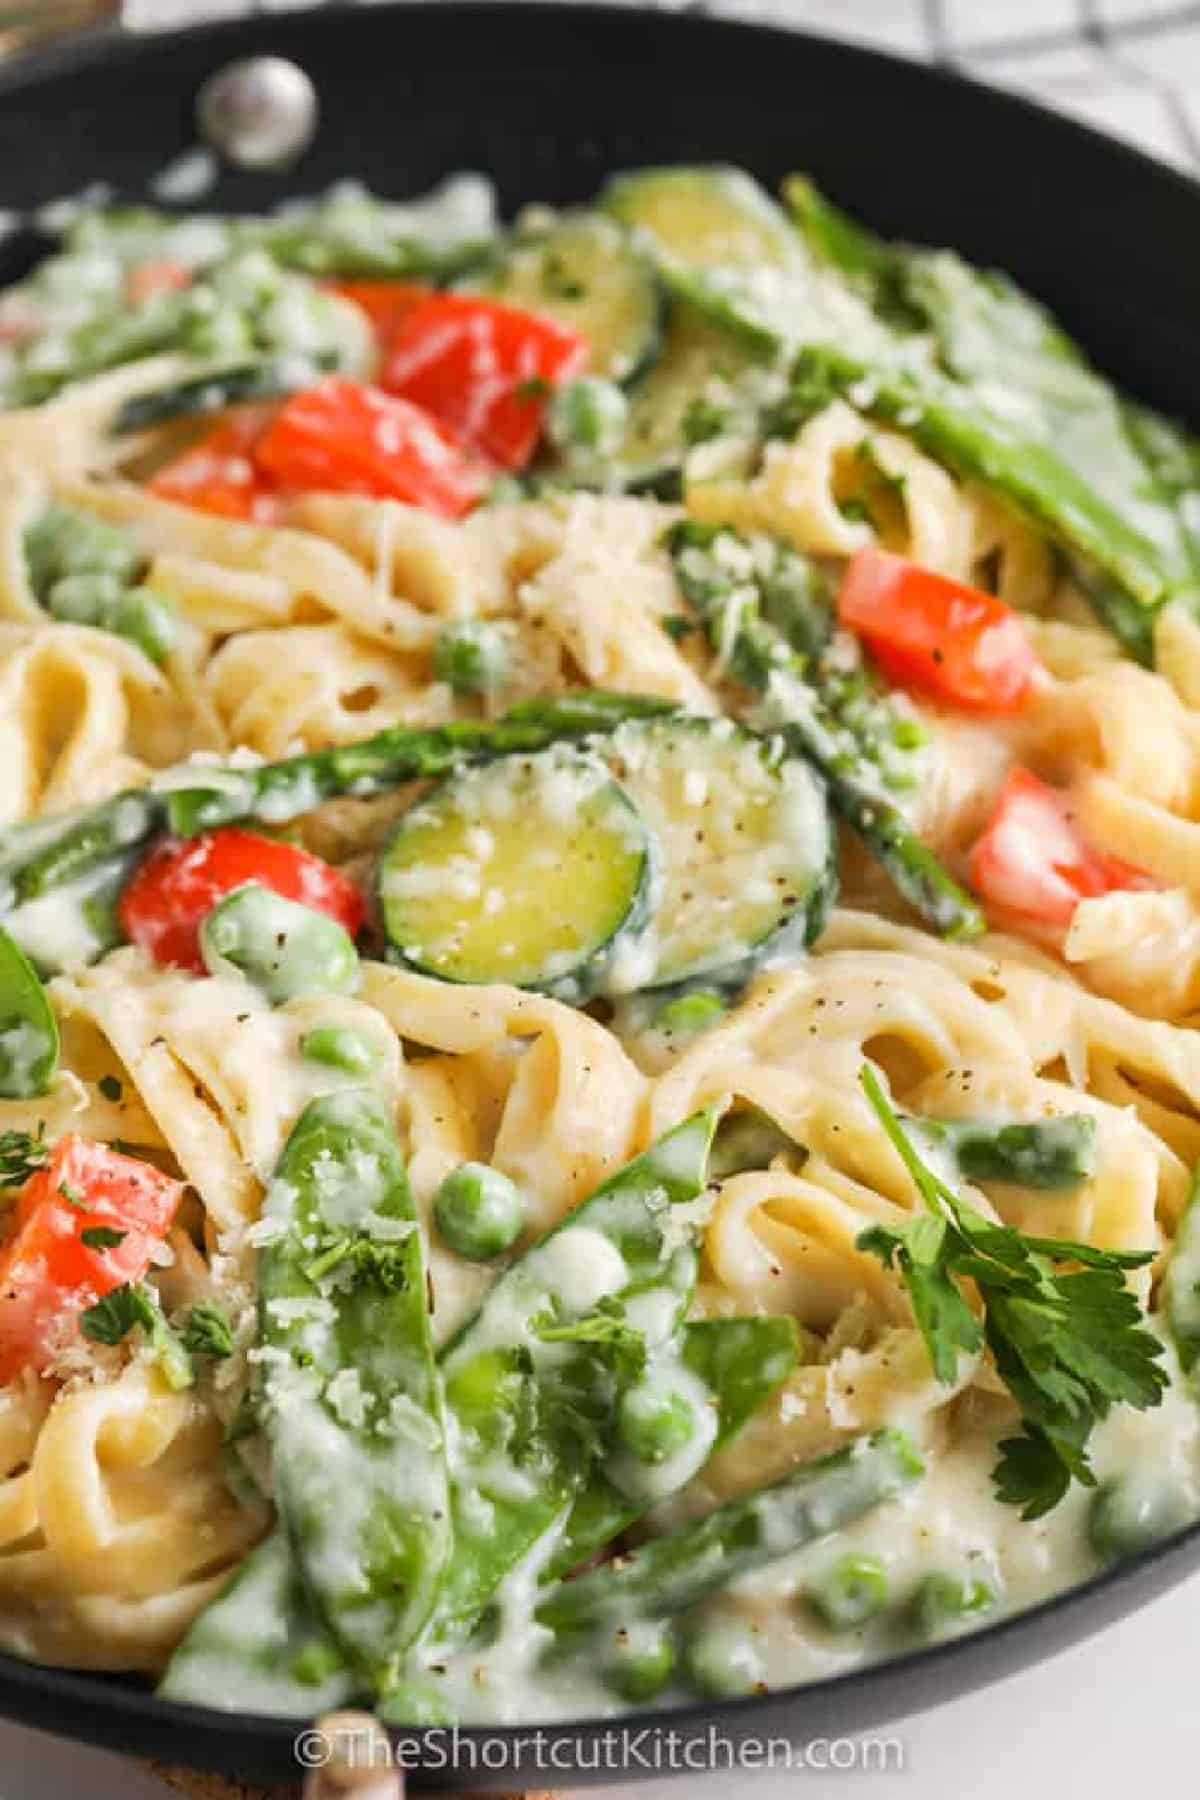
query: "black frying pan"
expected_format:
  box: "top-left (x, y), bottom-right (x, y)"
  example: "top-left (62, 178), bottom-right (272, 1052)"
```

top-left (1, 5), bottom-right (1199, 1785)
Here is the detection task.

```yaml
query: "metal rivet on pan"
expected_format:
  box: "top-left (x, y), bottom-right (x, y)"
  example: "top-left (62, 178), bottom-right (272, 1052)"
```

top-left (196, 57), bottom-right (319, 170)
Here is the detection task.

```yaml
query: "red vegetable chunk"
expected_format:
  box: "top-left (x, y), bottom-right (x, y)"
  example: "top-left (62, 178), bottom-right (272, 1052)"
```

top-left (0, 1138), bottom-right (183, 1383)
top-left (379, 292), bottom-right (587, 469)
top-left (118, 828), bottom-right (366, 973)
top-left (968, 767), bottom-right (1154, 927)
top-left (837, 547), bottom-right (1039, 712)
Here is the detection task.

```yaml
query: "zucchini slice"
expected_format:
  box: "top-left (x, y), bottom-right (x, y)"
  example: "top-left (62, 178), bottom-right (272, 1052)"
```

top-left (602, 165), bottom-right (881, 360)
top-left (468, 212), bottom-right (662, 386)
top-left (378, 747), bottom-right (651, 1002)
top-left (614, 297), bottom-right (762, 492)
top-left (598, 717), bottom-right (834, 992)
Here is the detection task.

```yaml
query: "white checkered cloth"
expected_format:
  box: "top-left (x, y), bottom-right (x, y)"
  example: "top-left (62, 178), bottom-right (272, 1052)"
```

top-left (119, 0), bottom-right (1200, 172)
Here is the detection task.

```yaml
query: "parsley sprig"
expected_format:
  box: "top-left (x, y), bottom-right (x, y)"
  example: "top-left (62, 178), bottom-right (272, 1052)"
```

top-left (856, 1064), bottom-right (1167, 1519)
top-left (0, 1128), bottom-right (49, 1191)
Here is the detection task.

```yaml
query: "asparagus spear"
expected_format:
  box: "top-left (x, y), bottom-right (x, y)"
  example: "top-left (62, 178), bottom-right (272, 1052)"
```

top-left (537, 1428), bottom-right (924, 1643)
top-left (257, 1089), bottom-right (450, 1690)
top-left (427, 1109), bottom-right (717, 1645)
top-left (919, 1113), bottom-right (1097, 1191)
top-left (0, 691), bottom-right (676, 919)
top-left (162, 690), bottom-right (678, 835)
top-left (666, 520), bottom-right (983, 939)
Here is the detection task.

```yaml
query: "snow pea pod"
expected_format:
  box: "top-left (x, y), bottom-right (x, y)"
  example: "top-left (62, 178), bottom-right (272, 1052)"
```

top-left (551, 1314), bottom-right (800, 1577)
top-left (0, 924), bottom-right (58, 1099)
top-left (257, 1088), bottom-right (450, 1691)
top-left (426, 1108), bottom-right (719, 1646)
top-left (159, 1525), bottom-right (357, 1716)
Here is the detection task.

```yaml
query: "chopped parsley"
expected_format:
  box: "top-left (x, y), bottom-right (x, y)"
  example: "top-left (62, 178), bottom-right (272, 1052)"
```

top-left (182, 1300), bottom-right (236, 1360)
top-left (58, 1181), bottom-right (86, 1210)
top-left (303, 1232), bottom-right (411, 1291)
top-left (0, 1128), bottom-right (49, 1190)
top-left (856, 1064), bottom-right (1167, 1518)
top-left (80, 1225), bottom-right (127, 1251)
top-left (97, 1074), bottom-right (123, 1103)
top-left (79, 1281), bottom-right (192, 1391)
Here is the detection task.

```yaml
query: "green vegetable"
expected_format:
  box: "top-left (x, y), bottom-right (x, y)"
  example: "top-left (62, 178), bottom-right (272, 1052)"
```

top-left (432, 619), bottom-right (511, 695)
top-left (599, 714), bottom-right (835, 990)
top-left (0, 924), bottom-right (59, 1098)
top-left (548, 376), bottom-right (630, 456)
top-left (600, 1621), bottom-right (677, 1702)
top-left (918, 1113), bottom-right (1097, 1190)
top-left (0, 692), bottom-right (676, 932)
top-left (112, 354), bottom-right (334, 435)
top-left (161, 689), bottom-right (676, 837)
top-left (182, 1300), bottom-right (236, 1360)
top-left (537, 1428), bottom-right (923, 1642)
top-left (0, 1128), bottom-right (49, 1189)
top-left (79, 1226), bottom-right (126, 1251)
top-left (617, 1380), bottom-right (697, 1465)
top-left (468, 211), bottom-right (662, 385)
top-left (377, 747), bottom-right (652, 1003)
top-left (299, 1025), bottom-right (378, 1076)
top-left (654, 989), bottom-right (726, 1037)
top-left (79, 1280), bottom-right (192, 1391)
top-left (681, 1621), bottom-right (767, 1698)
top-left (256, 1089), bottom-right (450, 1688)
top-left (856, 1063), bottom-right (1166, 1519)
top-left (911, 1571), bottom-right (996, 1638)
top-left (1164, 1164), bottom-right (1200, 1377)
top-left (26, 505), bottom-right (177, 665)
top-left (551, 1314), bottom-right (801, 1577)
top-left (709, 1106), bottom-right (802, 1181)
top-left (666, 519), bottom-right (978, 939)
top-left (602, 165), bottom-right (882, 361)
top-left (159, 1525), bottom-right (357, 1715)
top-left (806, 1553), bottom-right (890, 1630)
top-left (780, 344), bottom-right (1174, 619)
top-left (98, 1074), bottom-right (123, 1102)
top-left (434, 1162), bottom-right (526, 1261)
top-left (199, 883), bottom-right (360, 1004)
top-left (1088, 1475), bottom-right (1190, 1563)
top-left (427, 1108), bottom-right (717, 1645)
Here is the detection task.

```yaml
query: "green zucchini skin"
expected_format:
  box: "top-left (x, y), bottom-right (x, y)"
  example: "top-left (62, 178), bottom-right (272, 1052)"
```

top-left (376, 747), bottom-right (654, 1004)
top-left (597, 715), bottom-right (836, 995)
top-left (112, 353), bottom-right (334, 435)
top-left (464, 211), bottom-right (664, 387)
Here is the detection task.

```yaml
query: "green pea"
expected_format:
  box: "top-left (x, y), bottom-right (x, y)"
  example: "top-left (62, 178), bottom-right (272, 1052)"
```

top-left (433, 1161), bottom-right (525, 1260)
top-left (911, 1571), bottom-right (996, 1639)
top-left (549, 377), bottom-right (629, 455)
top-left (655, 989), bottom-right (726, 1038)
top-left (109, 586), bottom-right (178, 665)
top-left (300, 1025), bottom-right (378, 1076)
top-left (200, 882), bottom-right (360, 1005)
top-left (806, 1553), bottom-right (889, 1631)
top-left (45, 571), bottom-right (124, 626)
top-left (601, 1621), bottom-right (676, 1703)
top-left (432, 620), bottom-right (510, 696)
top-left (289, 1638), bottom-right (345, 1689)
top-left (617, 1380), bottom-right (696, 1465)
top-left (682, 1620), bottom-right (766, 1698)
top-left (27, 505), bottom-right (138, 595)
top-left (1088, 1476), bottom-right (1189, 1564)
